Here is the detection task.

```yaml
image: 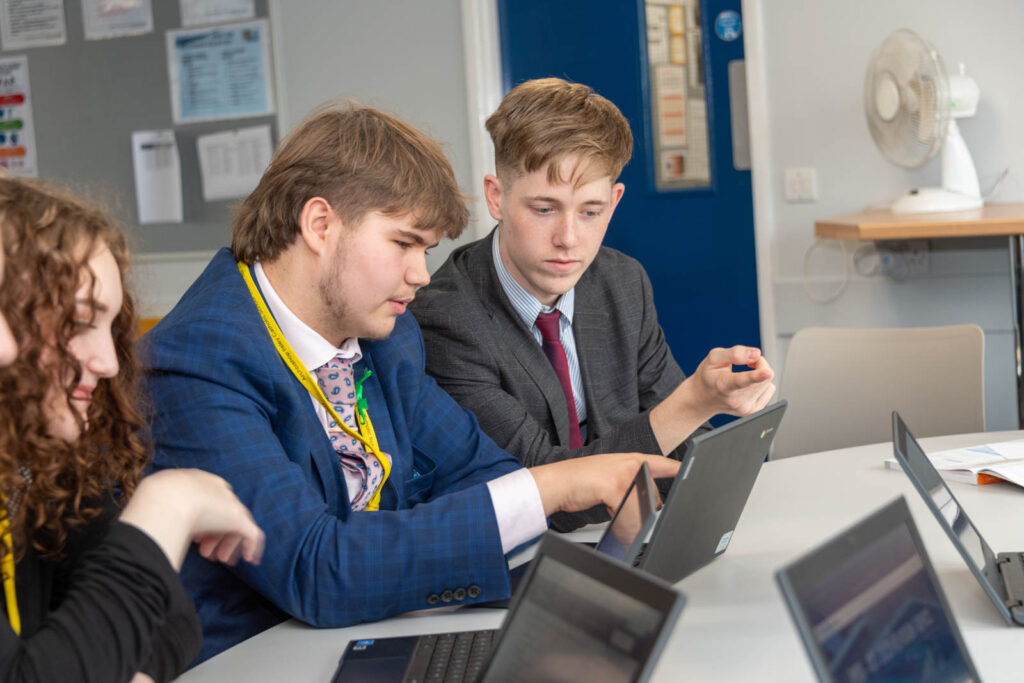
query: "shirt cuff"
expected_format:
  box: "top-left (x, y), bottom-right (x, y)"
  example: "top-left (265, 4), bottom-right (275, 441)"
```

top-left (486, 468), bottom-right (548, 554)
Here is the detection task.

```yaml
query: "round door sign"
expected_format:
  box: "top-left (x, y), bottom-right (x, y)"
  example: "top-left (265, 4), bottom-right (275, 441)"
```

top-left (714, 10), bottom-right (742, 42)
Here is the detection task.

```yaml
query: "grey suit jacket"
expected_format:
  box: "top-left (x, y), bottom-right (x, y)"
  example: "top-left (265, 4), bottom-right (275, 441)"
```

top-left (411, 231), bottom-right (711, 529)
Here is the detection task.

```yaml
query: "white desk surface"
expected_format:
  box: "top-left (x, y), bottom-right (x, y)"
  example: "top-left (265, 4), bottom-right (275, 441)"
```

top-left (179, 431), bottom-right (1024, 682)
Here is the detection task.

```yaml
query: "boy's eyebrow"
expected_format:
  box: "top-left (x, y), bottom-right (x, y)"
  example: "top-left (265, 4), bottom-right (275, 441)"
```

top-left (397, 229), bottom-right (440, 249)
top-left (524, 195), bottom-right (608, 207)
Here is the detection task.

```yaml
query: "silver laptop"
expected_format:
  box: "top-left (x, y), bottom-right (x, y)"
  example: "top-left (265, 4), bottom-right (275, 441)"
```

top-left (777, 496), bottom-right (979, 682)
top-left (892, 411), bottom-right (1024, 626)
top-left (333, 532), bottom-right (685, 682)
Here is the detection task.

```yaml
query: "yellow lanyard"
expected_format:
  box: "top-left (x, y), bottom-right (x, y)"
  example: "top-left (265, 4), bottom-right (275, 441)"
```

top-left (237, 261), bottom-right (390, 511)
top-left (1, 516), bottom-right (19, 635)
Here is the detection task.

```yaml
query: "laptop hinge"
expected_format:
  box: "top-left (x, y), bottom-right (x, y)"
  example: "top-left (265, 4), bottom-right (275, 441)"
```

top-left (996, 555), bottom-right (1024, 609)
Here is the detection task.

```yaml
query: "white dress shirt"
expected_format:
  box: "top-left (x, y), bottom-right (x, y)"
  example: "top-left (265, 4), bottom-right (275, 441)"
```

top-left (253, 262), bottom-right (546, 553)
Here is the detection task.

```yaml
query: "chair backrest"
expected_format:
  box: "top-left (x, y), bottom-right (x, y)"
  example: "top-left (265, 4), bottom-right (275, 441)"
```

top-left (771, 325), bottom-right (985, 459)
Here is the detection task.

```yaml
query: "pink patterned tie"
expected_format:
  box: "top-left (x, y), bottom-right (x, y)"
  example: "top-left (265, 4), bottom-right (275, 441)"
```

top-left (313, 354), bottom-right (388, 511)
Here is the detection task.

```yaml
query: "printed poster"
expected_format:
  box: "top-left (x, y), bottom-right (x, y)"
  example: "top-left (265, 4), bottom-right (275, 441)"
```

top-left (166, 18), bottom-right (275, 124)
top-left (0, 0), bottom-right (66, 50)
top-left (196, 124), bottom-right (272, 201)
top-left (180, 0), bottom-right (254, 27)
top-left (0, 56), bottom-right (37, 177)
top-left (82, 0), bottom-right (153, 41)
top-left (131, 129), bottom-right (183, 224)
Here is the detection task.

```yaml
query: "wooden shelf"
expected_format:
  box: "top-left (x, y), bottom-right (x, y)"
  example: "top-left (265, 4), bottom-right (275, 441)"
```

top-left (814, 202), bottom-right (1024, 240)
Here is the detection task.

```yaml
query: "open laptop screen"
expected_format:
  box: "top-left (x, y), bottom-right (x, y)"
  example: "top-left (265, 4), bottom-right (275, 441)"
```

top-left (482, 535), bottom-right (682, 683)
top-left (893, 415), bottom-right (990, 572)
top-left (594, 461), bottom-right (657, 563)
top-left (778, 498), bottom-right (977, 683)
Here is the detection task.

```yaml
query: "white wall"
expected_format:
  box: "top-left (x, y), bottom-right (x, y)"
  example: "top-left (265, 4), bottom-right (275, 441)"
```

top-left (748, 0), bottom-right (1024, 429)
top-left (268, 0), bottom-right (483, 273)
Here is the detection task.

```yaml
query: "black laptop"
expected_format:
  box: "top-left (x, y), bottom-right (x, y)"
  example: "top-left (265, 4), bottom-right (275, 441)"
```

top-left (777, 496), bottom-right (979, 682)
top-left (631, 400), bottom-right (787, 583)
top-left (892, 411), bottom-right (1024, 626)
top-left (332, 531), bottom-right (685, 682)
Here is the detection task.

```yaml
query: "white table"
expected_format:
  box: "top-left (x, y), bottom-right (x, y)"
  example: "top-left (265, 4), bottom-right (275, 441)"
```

top-left (179, 431), bottom-right (1024, 682)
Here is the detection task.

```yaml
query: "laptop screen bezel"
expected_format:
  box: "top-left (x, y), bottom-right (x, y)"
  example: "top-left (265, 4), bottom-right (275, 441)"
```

top-left (891, 411), bottom-right (1013, 624)
top-left (479, 532), bottom-right (685, 683)
top-left (776, 495), bottom-right (980, 683)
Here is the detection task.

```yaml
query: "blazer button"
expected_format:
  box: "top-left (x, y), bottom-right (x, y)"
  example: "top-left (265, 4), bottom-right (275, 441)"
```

top-left (467, 585), bottom-right (481, 599)
top-left (427, 593), bottom-right (440, 606)
top-left (453, 587), bottom-right (467, 601)
top-left (441, 590), bottom-right (454, 603)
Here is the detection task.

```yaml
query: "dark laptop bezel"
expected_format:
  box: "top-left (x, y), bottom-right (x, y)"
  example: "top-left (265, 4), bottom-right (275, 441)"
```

top-left (891, 411), bottom-right (1019, 626)
top-left (479, 531), bottom-right (686, 683)
top-left (776, 496), bottom-right (980, 682)
top-left (638, 400), bottom-right (787, 582)
top-left (594, 461), bottom-right (659, 562)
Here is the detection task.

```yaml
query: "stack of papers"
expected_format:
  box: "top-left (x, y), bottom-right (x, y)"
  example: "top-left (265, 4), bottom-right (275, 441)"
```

top-left (886, 439), bottom-right (1024, 487)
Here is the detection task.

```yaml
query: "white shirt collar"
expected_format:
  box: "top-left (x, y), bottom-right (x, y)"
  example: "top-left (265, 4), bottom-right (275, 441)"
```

top-left (253, 261), bottom-right (362, 371)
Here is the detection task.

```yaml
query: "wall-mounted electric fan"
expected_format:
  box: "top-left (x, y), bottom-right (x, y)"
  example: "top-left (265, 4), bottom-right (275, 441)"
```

top-left (865, 28), bottom-right (982, 213)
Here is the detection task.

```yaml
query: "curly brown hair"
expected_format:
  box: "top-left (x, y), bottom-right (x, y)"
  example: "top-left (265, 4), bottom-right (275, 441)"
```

top-left (0, 177), bottom-right (148, 561)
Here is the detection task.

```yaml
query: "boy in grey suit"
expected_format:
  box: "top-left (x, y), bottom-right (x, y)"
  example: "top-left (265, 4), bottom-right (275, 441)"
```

top-left (411, 78), bottom-right (775, 529)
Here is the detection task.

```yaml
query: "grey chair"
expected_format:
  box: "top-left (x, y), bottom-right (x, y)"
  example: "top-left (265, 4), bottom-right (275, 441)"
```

top-left (771, 325), bottom-right (985, 459)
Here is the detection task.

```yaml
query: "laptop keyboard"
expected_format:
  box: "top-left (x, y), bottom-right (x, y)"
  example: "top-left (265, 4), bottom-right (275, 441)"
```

top-left (404, 630), bottom-right (498, 683)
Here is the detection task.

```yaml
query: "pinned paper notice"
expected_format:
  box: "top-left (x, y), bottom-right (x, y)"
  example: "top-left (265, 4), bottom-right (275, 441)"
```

top-left (82, 0), bottom-right (153, 41)
top-left (0, 0), bottom-right (66, 50)
top-left (131, 130), bottom-right (183, 224)
top-left (197, 124), bottom-right (271, 201)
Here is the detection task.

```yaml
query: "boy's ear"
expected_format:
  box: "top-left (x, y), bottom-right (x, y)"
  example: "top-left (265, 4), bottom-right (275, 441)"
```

top-left (298, 197), bottom-right (334, 255)
top-left (483, 174), bottom-right (504, 223)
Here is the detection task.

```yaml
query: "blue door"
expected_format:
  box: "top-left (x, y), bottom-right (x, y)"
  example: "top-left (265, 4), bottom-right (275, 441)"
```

top-left (498, 0), bottom-right (760, 393)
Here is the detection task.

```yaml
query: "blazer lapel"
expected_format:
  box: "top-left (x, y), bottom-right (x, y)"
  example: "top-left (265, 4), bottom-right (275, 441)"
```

top-left (465, 234), bottom-right (574, 446)
top-left (571, 273), bottom-right (614, 437)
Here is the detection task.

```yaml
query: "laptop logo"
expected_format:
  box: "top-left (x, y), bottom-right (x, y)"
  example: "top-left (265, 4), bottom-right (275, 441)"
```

top-left (715, 530), bottom-right (734, 554)
top-left (760, 427), bottom-right (774, 439)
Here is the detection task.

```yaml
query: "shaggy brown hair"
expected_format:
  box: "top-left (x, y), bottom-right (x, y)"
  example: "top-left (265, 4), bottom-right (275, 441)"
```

top-left (0, 177), bottom-right (147, 561)
top-left (232, 101), bottom-right (470, 264)
top-left (486, 77), bottom-right (634, 186)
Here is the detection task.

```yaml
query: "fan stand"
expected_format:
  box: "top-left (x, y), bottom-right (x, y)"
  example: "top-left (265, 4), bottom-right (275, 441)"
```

top-left (892, 119), bottom-right (983, 214)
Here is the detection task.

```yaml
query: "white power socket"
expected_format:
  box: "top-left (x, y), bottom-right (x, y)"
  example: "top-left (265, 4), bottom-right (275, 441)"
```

top-left (783, 167), bottom-right (818, 202)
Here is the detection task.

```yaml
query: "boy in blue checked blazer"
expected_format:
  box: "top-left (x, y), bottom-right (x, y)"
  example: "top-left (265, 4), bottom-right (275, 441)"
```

top-left (141, 102), bottom-right (680, 664)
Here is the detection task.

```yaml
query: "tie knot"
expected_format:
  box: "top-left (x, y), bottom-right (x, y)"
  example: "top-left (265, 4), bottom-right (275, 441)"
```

top-left (535, 311), bottom-right (561, 342)
top-left (314, 354), bottom-right (357, 404)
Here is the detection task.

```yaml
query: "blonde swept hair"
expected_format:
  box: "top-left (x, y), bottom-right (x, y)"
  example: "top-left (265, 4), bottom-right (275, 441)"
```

top-left (485, 78), bottom-right (633, 186)
top-left (232, 101), bottom-right (469, 263)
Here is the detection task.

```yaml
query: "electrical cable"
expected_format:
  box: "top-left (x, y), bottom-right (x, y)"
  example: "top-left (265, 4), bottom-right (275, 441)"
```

top-left (802, 239), bottom-right (849, 304)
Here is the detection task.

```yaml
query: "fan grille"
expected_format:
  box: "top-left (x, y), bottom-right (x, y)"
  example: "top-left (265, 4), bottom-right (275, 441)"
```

top-left (864, 28), bottom-right (949, 169)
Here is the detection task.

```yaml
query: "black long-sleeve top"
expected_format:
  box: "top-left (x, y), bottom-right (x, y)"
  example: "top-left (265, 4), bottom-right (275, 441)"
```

top-left (0, 503), bottom-right (202, 682)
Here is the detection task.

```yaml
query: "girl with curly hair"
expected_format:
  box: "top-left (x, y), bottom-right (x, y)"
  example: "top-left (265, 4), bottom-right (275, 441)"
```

top-left (0, 177), bottom-right (265, 682)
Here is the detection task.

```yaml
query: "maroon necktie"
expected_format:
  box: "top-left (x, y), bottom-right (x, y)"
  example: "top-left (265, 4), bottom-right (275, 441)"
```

top-left (535, 311), bottom-right (582, 449)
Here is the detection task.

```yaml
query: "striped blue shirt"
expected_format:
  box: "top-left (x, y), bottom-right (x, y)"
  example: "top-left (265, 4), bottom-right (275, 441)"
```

top-left (492, 230), bottom-right (588, 432)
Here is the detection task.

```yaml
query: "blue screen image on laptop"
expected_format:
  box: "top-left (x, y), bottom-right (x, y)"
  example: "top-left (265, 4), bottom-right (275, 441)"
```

top-left (791, 521), bottom-right (973, 682)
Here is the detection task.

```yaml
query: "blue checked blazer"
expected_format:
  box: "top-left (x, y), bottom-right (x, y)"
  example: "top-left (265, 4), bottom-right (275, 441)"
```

top-left (141, 249), bottom-right (522, 664)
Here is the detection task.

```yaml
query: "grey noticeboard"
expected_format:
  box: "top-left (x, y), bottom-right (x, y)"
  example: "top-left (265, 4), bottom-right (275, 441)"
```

top-left (10, 0), bottom-right (275, 254)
